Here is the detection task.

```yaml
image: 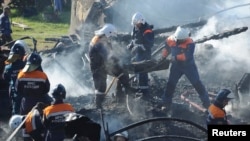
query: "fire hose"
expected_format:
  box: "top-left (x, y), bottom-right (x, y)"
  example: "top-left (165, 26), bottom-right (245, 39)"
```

top-left (151, 26), bottom-right (248, 57)
top-left (108, 117), bottom-right (207, 139)
top-left (180, 91), bottom-right (207, 113)
top-left (136, 135), bottom-right (203, 141)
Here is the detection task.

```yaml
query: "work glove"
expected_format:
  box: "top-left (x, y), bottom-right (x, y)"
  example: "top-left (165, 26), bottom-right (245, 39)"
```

top-left (127, 41), bottom-right (134, 50)
top-left (131, 45), bottom-right (146, 54)
top-left (161, 48), bottom-right (168, 58)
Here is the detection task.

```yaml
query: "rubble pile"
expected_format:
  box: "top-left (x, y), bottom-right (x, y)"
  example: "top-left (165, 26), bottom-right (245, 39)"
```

top-left (1, 0), bottom-right (250, 140)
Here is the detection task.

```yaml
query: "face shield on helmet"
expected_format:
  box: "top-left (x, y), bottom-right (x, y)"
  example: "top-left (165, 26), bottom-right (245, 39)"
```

top-left (52, 84), bottom-right (66, 100)
top-left (9, 115), bottom-right (24, 130)
top-left (114, 131), bottom-right (129, 141)
top-left (174, 26), bottom-right (190, 41)
top-left (94, 23), bottom-right (117, 38)
top-left (23, 52), bottom-right (42, 72)
top-left (131, 12), bottom-right (145, 26)
top-left (6, 41), bottom-right (26, 63)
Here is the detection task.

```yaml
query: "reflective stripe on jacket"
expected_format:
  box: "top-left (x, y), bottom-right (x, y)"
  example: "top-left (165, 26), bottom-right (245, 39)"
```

top-left (25, 109), bottom-right (43, 133)
top-left (16, 70), bottom-right (50, 97)
top-left (43, 103), bottom-right (74, 130)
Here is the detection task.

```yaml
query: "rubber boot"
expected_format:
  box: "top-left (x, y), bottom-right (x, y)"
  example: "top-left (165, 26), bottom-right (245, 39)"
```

top-left (95, 94), bottom-right (105, 109)
top-left (115, 88), bottom-right (125, 104)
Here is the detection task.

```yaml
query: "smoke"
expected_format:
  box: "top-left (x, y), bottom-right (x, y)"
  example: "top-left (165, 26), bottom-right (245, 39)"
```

top-left (109, 0), bottom-right (250, 87)
top-left (40, 0), bottom-right (249, 107)
top-left (111, 0), bottom-right (225, 31)
top-left (193, 1), bottom-right (250, 83)
top-left (41, 0), bottom-right (250, 121)
top-left (112, 0), bottom-right (250, 121)
top-left (42, 48), bottom-right (93, 97)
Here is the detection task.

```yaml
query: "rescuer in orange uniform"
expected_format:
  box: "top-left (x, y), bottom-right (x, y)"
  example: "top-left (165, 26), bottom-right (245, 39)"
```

top-left (161, 26), bottom-right (211, 112)
top-left (207, 89), bottom-right (234, 125)
top-left (43, 83), bottom-right (74, 141)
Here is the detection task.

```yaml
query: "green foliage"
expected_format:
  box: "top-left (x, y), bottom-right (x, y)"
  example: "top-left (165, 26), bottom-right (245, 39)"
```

top-left (11, 7), bottom-right (71, 51)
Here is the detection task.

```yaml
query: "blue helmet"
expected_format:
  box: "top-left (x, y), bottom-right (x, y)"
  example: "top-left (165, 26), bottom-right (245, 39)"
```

top-left (215, 89), bottom-right (234, 103)
top-left (6, 41), bottom-right (26, 63)
top-left (23, 52), bottom-right (42, 72)
top-left (10, 43), bottom-right (25, 56)
top-left (52, 84), bottom-right (66, 100)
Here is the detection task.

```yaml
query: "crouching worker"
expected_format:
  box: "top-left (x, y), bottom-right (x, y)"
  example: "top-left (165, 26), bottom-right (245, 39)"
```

top-left (64, 112), bottom-right (101, 141)
top-left (8, 102), bottom-right (49, 141)
top-left (43, 83), bottom-right (75, 141)
top-left (207, 89), bottom-right (234, 125)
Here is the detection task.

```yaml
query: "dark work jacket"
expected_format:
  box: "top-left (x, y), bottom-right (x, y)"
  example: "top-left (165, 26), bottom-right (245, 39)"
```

top-left (131, 22), bottom-right (154, 61)
top-left (88, 36), bottom-right (109, 73)
top-left (43, 100), bottom-right (74, 141)
top-left (207, 103), bottom-right (228, 125)
top-left (0, 13), bottom-right (12, 35)
top-left (3, 59), bottom-right (25, 94)
top-left (165, 36), bottom-right (195, 65)
top-left (23, 108), bottom-right (45, 141)
top-left (43, 101), bottom-right (74, 130)
top-left (16, 68), bottom-right (50, 98)
top-left (16, 67), bottom-right (51, 114)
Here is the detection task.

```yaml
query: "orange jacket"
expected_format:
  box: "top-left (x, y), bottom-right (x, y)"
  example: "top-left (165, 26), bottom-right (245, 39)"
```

top-left (43, 103), bottom-right (74, 130)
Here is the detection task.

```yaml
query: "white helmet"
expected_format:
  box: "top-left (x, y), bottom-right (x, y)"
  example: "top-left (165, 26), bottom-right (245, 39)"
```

top-left (114, 131), bottom-right (129, 140)
top-left (131, 12), bottom-right (145, 26)
top-left (14, 40), bottom-right (31, 54)
top-left (174, 26), bottom-right (190, 41)
top-left (9, 115), bottom-right (24, 130)
top-left (94, 23), bottom-right (117, 38)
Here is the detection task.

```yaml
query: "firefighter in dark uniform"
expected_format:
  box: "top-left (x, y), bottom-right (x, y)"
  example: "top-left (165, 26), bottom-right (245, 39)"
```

top-left (161, 26), bottom-right (210, 112)
top-left (207, 89), bottom-right (234, 125)
top-left (15, 52), bottom-right (52, 115)
top-left (8, 102), bottom-right (49, 141)
top-left (127, 12), bottom-right (154, 99)
top-left (89, 23), bottom-right (135, 108)
top-left (0, 6), bottom-right (12, 45)
top-left (2, 40), bottom-right (27, 115)
top-left (43, 84), bottom-right (74, 141)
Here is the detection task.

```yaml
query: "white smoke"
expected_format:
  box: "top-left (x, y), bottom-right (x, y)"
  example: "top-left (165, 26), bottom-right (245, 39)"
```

top-left (42, 49), bottom-right (94, 97)
top-left (42, 0), bottom-right (250, 122)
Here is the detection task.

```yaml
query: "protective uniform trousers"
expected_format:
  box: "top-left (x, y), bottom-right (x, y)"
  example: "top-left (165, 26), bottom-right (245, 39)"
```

top-left (162, 61), bottom-right (211, 109)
